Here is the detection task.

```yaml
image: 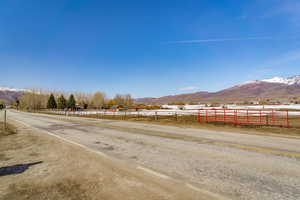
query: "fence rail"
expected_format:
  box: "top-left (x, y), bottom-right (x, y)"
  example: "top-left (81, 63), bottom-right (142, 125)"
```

top-left (198, 109), bottom-right (290, 127)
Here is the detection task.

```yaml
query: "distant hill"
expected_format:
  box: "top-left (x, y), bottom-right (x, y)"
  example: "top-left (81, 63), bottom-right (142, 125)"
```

top-left (0, 86), bottom-right (26, 103)
top-left (136, 92), bottom-right (210, 104)
top-left (2, 75), bottom-right (300, 104)
top-left (135, 75), bottom-right (300, 104)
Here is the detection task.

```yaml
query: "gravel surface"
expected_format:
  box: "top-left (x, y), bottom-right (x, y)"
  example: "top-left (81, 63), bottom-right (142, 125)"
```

top-left (6, 110), bottom-right (300, 200)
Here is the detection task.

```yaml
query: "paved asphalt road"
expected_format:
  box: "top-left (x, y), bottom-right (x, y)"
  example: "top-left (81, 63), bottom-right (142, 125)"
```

top-left (6, 110), bottom-right (300, 200)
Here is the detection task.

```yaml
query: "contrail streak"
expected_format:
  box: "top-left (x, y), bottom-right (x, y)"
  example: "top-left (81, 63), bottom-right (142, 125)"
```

top-left (167, 37), bottom-right (273, 44)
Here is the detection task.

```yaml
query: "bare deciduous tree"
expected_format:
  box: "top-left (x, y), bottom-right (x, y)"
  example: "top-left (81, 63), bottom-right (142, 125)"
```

top-left (74, 92), bottom-right (92, 109)
top-left (91, 92), bottom-right (106, 109)
top-left (19, 89), bottom-right (49, 110)
top-left (113, 94), bottom-right (133, 108)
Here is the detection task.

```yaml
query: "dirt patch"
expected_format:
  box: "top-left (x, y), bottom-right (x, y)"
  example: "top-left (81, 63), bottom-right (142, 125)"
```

top-left (4, 179), bottom-right (89, 200)
top-left (102, 145), bottom-right (115, 151)
top-left (0, 123), bottom-right (17, 137)
top-left (0, 153), bottom-right (10, 161)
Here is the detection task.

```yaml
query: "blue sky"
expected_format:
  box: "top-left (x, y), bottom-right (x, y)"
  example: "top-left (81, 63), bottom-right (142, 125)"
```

top-left (1, 0), bottom-right (300, 98)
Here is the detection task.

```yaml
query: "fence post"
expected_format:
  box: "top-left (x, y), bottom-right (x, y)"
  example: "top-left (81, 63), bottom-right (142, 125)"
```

top-left (155, 111), bottom-right (158, 120)
top-left (215, 109), bottom-right (217, 121)
top-left (3, 109), bottom-right (7, 131)
top-left (286, 110), bottom-right (290, 128)
top-left (234, 110), bottom-right (237, 125)
top-left (272, 110), bottom-right (275, 126)
top-left (259, 110), bottom-right (262, 124)
top-left (247, 109), bottom-right (249, 123)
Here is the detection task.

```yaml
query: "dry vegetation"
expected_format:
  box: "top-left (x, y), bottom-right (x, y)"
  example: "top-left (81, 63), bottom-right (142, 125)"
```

top-left (16, 89), bottom-right (133, 111)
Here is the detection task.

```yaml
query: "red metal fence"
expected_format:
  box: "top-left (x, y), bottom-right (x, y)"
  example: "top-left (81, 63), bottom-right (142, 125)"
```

top-left (198, 109), bottom-right (290, 127)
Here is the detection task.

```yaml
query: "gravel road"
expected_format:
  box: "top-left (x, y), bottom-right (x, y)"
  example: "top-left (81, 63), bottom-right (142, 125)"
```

top-left (6, 110), bottom-right (300, 200)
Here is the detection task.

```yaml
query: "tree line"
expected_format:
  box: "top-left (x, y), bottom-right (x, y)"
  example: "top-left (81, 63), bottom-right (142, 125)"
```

top-left (16, 89), bottom-right (133, 110)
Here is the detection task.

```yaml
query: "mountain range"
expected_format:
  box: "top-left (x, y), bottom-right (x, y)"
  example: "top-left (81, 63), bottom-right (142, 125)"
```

top-left (135, 75), bottom-right (300, 104)
top-left (0, 86), bottom-right (26, 103)
top-left (1, 75), bottom-right (300, 104)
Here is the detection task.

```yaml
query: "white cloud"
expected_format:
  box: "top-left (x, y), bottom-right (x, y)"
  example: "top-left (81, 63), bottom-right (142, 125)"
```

top-left (168, 37), bottom-right (273, 44)
top-left (178, 86), bottom-right (199, 91)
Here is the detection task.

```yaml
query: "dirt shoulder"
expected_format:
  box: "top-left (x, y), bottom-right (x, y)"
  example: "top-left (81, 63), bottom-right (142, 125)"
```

top-left (0, 121), bottom-right (219, 200)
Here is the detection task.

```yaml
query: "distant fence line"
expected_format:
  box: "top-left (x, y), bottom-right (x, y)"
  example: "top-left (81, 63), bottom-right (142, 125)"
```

top-left (52, 109), bottom-right (199, 117)
top-left (46, 108), bottom-right (294, 128)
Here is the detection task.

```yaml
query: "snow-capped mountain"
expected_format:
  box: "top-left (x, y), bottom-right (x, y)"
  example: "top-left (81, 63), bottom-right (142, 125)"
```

top-left (262, 75), bottom-right (300, 85)
top-left (0, 86), bottom-right (28, 92)
top-left (0, 86), bottom-right (27, 102)
top-left (236, 75), bottom-right (300, 87)
top-left (136, 75), bottom-right (300, 104)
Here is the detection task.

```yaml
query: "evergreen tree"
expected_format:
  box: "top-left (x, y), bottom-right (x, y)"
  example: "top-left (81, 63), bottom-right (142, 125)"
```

top-left (67, 94), bottom-right (76, 110)
top-left (47, 94), bottom-right (57, 109)
top-left (0, 101), bottom-right (5, 110)
top-left (16, 99), bottom-right (20, 110)
top-left (83, 103), bottom-right (88, 109)
top-left (57, 95), bottom-right (67, 110)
